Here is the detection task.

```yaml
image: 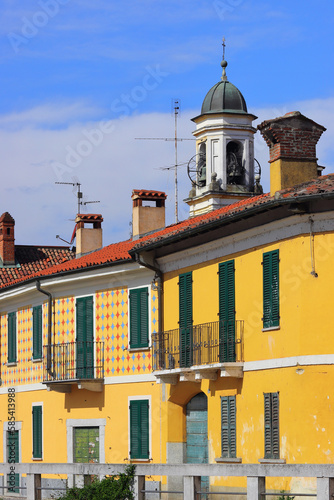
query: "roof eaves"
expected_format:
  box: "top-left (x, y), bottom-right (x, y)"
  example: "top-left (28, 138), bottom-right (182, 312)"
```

top-left (129, 191), bottom-right (334, 254)
top-left (0, 256), bottom-right (133, 294)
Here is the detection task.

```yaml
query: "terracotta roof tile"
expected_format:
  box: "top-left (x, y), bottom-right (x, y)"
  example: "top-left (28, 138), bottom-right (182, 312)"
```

top-left (0, 245), bottom-right (75, 288)
top-left (2, 174), bottom-right (334, 290)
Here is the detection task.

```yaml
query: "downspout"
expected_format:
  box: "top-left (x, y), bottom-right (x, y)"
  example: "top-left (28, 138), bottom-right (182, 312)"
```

top-left (133, 253), bottom-right (163, 369)
top-left (36, 280), bottom-right (55, 378)
top-left (133, 252), bottom-right (164, 474)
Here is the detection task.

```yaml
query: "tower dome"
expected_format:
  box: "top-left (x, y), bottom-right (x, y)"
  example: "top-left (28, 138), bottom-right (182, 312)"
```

top-left (186, 52), bottom-right (258, 217)
top-left (201, 80), bottom-right (248, 115)
top-left (201, 59), bottom-right (247, 115)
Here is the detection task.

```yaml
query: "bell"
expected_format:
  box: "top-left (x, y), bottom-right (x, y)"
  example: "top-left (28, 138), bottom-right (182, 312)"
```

top-left (198, 164), bottom-right (206, 184)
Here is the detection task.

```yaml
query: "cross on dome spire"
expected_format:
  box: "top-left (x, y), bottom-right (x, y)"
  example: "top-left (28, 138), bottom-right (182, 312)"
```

top-left (221, 36), bottom-right (228, 81)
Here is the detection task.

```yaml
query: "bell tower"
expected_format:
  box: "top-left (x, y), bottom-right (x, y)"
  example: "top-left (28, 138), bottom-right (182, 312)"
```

top-left (185, 42), bottom-right (259, 217)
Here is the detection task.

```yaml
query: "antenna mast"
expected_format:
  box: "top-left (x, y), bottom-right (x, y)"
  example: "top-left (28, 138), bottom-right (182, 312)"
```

top-left (173, 99), bottom-right (179, 223)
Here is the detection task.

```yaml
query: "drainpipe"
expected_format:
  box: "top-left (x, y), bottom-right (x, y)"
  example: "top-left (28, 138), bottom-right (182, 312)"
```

top-left (133, 253), bottom-right (164, 369)
top-left (36, 280), bottom-right (55, 378)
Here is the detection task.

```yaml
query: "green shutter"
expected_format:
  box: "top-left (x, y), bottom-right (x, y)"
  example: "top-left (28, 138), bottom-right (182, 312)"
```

top-left (129, 288), bottom-right (149, 349)
top-left (179, 272), bottom-right (193, 368)
top-left (221, 396), bottom-right (236, 458)
top-left (8, 312), bottom-right (16, 363)
top-left (263, 250), bottom-right (279, 328)
top-left (76, 296), bottom-right (94, 379)
top-left (130, 400), bottom-right (149, 459)
top-left (219, 261), bottom-right (235, 362)
top-left (264, 392), bottom-right (279, 459)
top-left (33, 306), bottom-right (43, 360)
top-left (32, 406), bottom-right (42, 459)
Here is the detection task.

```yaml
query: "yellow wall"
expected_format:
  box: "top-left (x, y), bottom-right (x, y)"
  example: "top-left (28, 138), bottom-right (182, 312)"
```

top-left (160, 230), bottom-right (334, 492)
top-left (270, 159), bottom-right (318, 195)
top-left (0, 283), bottom-right (160, 466)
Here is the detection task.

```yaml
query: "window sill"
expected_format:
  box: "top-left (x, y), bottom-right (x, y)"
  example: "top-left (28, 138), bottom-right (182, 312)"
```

top-left (32, 457), bottom-right (43, 461)
top-left (215, 457), bottom-right (242, 463)
top-left (258, 458), bottom-right (286, 464)
top-left (6, 362), bottom-right (17, 367)
top-left (32, 358), bottom-right (43, 363)
top-left (128, 347), bottom-right (150, 352)
top-left (262, 326), bottom-right (280, 332)
top-left (129, 458), bottom-right (152, 462)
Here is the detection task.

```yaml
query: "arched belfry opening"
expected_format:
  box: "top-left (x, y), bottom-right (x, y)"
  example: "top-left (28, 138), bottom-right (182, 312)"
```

top-left (226, 140), bottom-right (244, 185)
top-left (198, 142), bottom-right (207, 187)
top-left (185, 50), bottom-right (260, 217)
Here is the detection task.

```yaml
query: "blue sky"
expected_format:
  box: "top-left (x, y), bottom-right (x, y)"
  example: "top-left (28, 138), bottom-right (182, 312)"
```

top-left (1, 0), bottom-right (334, 245)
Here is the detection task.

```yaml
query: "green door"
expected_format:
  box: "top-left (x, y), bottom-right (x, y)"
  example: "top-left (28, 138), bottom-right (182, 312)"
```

top-left (76, 296), bottom-right (94, 379)
top-left (179, 272), bottom-right (193, 368)
top-left (219, 261), bottom-right (235, 362)
top-left (74, 427), bottom-right (99, 463)
top-left (186, 393), bottom-right (209, 498)
top-left (7, 430), bottom-right (19, 493)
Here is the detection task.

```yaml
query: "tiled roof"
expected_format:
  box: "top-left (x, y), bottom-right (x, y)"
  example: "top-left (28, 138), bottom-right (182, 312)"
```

top-left (132, 189), bottom-right (166, 198)
top-left (0, 245), bottom-right (75, 287)
top-left (1, 174), bottom-right (334, 290)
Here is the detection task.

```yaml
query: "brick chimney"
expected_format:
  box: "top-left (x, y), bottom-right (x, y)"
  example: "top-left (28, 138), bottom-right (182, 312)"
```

top-left (132, 190), bottom-right (167, 239)
top-left (258, 111), bottom-right (326, 195)
top-left (75, 214), bottom-right (103, 257)
top-left (0, 212), bottom-right (15, 266)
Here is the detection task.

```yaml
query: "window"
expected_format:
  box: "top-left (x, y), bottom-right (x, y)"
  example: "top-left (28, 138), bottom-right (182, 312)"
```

top-left (179, 272), bottom-right (193, 368)
top-left (32, 405), bottom-right (42, 459)
top-left (7, 312), bottom-right (16, 363)
top-left (73, 427), bottom-right (99, 463)
top-left (221, 396), bottom-right (236, 458)
top-left (33, 306), bottom-right (43, 360)
top-left (264, 392), bottom-right (279, 459)
top-left (129, 399), bottom-right (149, 459)
top-left (219, 260), bottom-right (235, 362)
top-left (263, 250), bottom-right (279, 328)
top-left (129, 287), bottom-right (149, 349)
top-left (76, 296), bottom-right (94, 379)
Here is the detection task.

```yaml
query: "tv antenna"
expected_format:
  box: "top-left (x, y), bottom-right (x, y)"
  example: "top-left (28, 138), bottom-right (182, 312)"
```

top-left (55, 182), bottom-right (100, 214)
top-left (135, 99), bottom-right (194, 224)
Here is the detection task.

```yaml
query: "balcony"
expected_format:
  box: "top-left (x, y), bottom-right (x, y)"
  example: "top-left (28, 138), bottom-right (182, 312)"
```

top-left (43, 341), bottom-right (104, 393)
top-left (152, 320), bottom-right (244, 384)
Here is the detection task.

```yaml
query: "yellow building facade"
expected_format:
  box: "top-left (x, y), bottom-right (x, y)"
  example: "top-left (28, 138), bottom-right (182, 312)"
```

top-left (0, 57), bottom-right (333, 499)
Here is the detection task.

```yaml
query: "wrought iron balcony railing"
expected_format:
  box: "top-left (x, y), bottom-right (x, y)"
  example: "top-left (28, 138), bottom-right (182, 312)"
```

top-left (152, 320), bottom-right (243, 371)
top-left (43, 341), bottom-right (104, 383)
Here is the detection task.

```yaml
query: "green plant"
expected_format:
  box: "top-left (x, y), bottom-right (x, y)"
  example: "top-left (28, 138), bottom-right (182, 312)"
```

top-left (60, 464), bottom-right (135, 500)
top-left (278, 490), bottom-right (295, 500)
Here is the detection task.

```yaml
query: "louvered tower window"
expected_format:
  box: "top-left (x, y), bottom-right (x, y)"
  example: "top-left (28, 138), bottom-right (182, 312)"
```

top-left (264, 392), bottom-right (280, 459)
top-left (263, 250), bottom-right (279, 328)
top-left (129, 288), bottom-right (149, 349)
top-left (221, 396), bottom-right (236, 458)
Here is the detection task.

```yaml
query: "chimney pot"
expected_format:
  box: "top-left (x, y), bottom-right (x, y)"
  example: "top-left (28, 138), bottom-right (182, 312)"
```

top-left (131, 190), bottom-right (167, 239)
top-left (258, 111), bottom-right (326, 194)
top-left (74, 214), bottom-right (103, 257)
top-left (0, 212), bottom-right (15, 266)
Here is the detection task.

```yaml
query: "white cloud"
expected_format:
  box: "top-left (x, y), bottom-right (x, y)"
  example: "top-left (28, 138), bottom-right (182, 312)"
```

top-left (0, 102), bottom-right (102, 130)
top-left (1, 96), bottom-right (333, 247)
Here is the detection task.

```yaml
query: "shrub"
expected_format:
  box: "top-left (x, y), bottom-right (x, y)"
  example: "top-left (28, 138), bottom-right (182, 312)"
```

top-left (60, 464), bottom-right (135, 500)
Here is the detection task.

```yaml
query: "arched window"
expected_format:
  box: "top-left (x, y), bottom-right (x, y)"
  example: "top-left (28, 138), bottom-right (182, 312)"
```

top-left (226, 141), bottom-right (244, 185)
top-left (197, 142), bottom-right (207, 186)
